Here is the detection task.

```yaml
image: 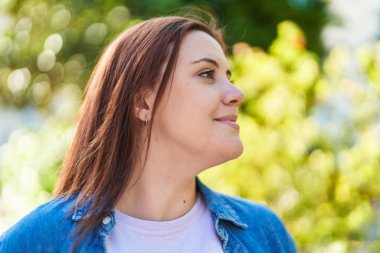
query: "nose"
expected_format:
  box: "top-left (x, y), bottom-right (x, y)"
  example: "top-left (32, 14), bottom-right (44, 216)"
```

top-left (223, 82), bottom-right (244, 106)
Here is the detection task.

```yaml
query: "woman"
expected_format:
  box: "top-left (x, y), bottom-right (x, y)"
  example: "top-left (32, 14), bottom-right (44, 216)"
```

top-left (0, 15), bottom-right (296, 252)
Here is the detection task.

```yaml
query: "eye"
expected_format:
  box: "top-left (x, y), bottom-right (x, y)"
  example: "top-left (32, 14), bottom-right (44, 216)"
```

top-left (199, 69), bottom-right (215, 80)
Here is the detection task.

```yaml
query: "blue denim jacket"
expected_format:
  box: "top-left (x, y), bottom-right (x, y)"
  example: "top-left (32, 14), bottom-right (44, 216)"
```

top-left (0, 178), bottom-right (297, 252)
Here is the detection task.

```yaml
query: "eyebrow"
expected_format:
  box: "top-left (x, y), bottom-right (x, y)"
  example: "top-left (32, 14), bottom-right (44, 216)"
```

top-left (191, 57), bottom-right (232, 77)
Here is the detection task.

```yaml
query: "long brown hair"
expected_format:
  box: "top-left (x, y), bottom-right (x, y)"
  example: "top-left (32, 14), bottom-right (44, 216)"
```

top-left (54, 15), bottom-right (225, 246)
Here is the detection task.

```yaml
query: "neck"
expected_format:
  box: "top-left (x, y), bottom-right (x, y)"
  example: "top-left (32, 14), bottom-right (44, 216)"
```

top-left (114, 125), bottom-right (214, 221)
top-left (115, 148), bottom-right (199, 221)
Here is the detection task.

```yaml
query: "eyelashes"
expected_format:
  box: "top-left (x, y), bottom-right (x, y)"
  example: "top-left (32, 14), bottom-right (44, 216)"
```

top-left (198, 69), bottom-right (234, 84)
top-left (199, 69), bottom-right (215, 80)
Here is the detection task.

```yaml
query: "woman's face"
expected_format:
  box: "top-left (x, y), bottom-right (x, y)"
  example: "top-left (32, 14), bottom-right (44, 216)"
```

top-left (152, 30), bottom-right (244, 169)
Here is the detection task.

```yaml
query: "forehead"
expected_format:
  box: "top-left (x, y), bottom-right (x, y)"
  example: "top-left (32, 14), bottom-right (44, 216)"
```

top-left (177, 30), bottom-right (228, 67)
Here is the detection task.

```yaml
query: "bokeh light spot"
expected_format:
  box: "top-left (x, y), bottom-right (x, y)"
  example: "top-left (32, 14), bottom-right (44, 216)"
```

top-left (51, 8), bottom-right (71, 30)
top-left (14, 30), bottom-right (30, 48)
top-left (32, 81), bottom-right (51, 105)
top-left (37, 50), bottom-right (56, 71)
top-left (7, 68), bottom-right (31, 95)
top-left (106, 6), bottom-right (130, 28)
top-left (0, 37), bottom-right (12, 56)
top-left (84, 23), bottom-right (107, 45)
top-left (15, 17), bottom-right (32, 32)
top-left (44, 34), bottom-right (63, 54)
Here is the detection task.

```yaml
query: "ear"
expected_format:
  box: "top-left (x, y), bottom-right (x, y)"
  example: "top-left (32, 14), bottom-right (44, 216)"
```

top-left (134, 89), bottom-right (157, 122)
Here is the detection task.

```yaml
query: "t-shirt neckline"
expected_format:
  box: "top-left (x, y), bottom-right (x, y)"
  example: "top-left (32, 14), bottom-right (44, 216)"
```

top-left (113, 194), bottom-right (206, 236)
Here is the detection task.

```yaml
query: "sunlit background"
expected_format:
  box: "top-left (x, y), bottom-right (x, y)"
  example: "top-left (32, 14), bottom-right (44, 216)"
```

top-left (1, 0), bottom-right (380, 252)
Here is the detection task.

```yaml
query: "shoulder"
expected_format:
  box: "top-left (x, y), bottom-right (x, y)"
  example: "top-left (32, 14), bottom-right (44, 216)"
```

top-left (219, 192), bottom-right (297, 252)
top-left (219, 192), bottom-right (282, 224)
top-left (0, 195), bottom-right (78, 252)
top-left (197, 178), bottom-right (290, 231)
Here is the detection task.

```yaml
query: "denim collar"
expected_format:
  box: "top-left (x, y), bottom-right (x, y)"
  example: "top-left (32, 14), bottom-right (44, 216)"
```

top-left (71, 194), bottom-right (91, 221)
top-left (196, 177), bottom-right (248, 229)
top-left (72, 177), bottom-right (248, 230)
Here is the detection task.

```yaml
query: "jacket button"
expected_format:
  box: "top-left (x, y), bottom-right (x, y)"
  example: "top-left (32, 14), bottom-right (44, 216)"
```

top-left (102, 216), bottom-right (111, 225)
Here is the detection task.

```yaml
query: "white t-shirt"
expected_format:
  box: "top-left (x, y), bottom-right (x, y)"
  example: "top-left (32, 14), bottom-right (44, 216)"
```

top-left (106, 194), bottom-right (224, 253)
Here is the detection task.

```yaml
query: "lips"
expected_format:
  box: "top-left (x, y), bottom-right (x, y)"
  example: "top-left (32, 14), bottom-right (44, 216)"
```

top-left (214, 114), bottom-right (239, 130)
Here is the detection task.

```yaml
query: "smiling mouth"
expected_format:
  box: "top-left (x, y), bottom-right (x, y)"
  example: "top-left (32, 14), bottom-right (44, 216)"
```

top-left (214, 115), bottom-right (239, 130)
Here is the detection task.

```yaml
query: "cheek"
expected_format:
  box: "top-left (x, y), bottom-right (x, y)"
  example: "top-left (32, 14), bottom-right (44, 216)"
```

top-left (154, 87), bottom-right (216, 143)
top-left (171, 96), bottom-right (214, 136)
top-left (169, 83), bottom-right (216, 124)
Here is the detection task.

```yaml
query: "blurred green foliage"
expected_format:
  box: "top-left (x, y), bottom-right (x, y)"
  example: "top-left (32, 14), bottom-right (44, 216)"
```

top-left (0, 0), bottom-right (138, 107)
top-left (124, 0), bottom-right (326, 55)
top-left (0, 0), bottom-right (326, 109)
top-left (201, 23), bottom-right (380, 252)
top-left (1, 1), bottom-right (380, 253)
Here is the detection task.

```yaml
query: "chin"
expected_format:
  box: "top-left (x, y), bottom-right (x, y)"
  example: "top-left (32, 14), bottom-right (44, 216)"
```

top-left (213, 139), bottom-right (244, 165)
top-left (228, 142), bottom-right (244, 159)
